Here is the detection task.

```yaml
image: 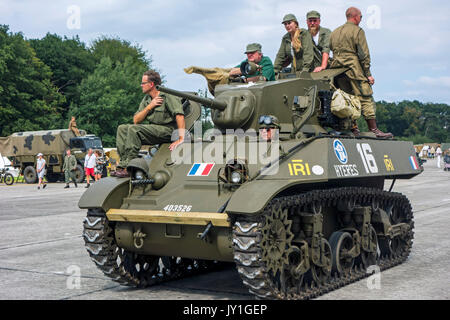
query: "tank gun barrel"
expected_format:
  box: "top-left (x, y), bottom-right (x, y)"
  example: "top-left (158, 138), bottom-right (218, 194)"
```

top-left (156, 85), bottom-right (227, 111)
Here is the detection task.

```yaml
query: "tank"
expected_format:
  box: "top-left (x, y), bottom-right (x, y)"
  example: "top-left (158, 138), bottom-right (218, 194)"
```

top-left (79, 68), bottom-right (422, 299)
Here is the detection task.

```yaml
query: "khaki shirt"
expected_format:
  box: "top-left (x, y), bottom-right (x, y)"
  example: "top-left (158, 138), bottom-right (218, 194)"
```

top-left (311, 26), bottom-right (332, 69)
top-left (63, 154), bottom-right (77, 172)
top-left (330, 21), bottom-right (372, 80)
top-left (135, 93), bottom-right (184, 127)
top-left (274, 28), bottom-right (315, 73)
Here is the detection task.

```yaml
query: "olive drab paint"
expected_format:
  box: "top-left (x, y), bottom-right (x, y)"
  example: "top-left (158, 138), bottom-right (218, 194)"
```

top-left (79, 67), bottom-right (422, 299)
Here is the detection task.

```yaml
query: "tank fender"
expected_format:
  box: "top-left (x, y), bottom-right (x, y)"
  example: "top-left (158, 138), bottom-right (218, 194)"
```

top-left (225, 179), bottom-right (326, 215)
top-left (78, 177), bottom-right (129, 212)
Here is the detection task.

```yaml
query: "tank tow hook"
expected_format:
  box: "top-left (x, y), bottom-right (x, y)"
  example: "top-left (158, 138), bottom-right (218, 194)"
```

top-left (133, 228), bottom-right (147, 249)
top-left (198, 222), bottom-right (213, 243)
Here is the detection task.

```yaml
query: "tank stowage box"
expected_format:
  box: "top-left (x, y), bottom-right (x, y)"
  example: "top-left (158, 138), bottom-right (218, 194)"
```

top-left (79, 69), bottom-right (422, 299)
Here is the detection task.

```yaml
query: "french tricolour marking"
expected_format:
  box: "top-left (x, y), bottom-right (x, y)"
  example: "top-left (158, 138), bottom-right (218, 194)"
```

top-left (187, 163), bottom-right (215, 176)
top-left (409, 156), bottom-right (419, 170)
top-left (333, 139), bottom-right (348, 164)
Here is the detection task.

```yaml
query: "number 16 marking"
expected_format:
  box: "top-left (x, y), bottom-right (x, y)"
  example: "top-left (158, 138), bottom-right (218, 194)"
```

top-left (356, 143), bottom-right (378, 174)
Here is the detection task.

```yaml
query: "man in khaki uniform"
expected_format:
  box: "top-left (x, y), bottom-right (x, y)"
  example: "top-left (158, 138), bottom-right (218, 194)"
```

top-left (63, 148), bottom-right (78, 188)
top-left (274, 14), bottom-right (315, 74)
top-left (68, 116), bottom-right (81, 137)
top-left (113, 70), bottom-right (185, 178)
top-left (306, 10), bottom-right (332, 73)
top-left (330, 7), bottom-right (393, 138)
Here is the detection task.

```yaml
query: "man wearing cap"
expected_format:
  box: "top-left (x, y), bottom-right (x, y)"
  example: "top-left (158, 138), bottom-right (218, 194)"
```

top-left (306, 10), bottom-right (332, 73)
top-left (274, 14), bottom-right (314, 74)
top-left (113, 70), bottom-right (185, 178)
top-left (330, 7), bottom-right (393, 138)
top-left (36, 153), bottom-right (47, 190)
top-left (229, 43), bottom-right (275, 82)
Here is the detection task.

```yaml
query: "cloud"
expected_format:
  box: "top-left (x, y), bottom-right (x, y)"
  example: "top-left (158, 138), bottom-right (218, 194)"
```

top-left (404, 76), bottom-right (450, 89)
top-left (1, 0), bottom-right (450, 103)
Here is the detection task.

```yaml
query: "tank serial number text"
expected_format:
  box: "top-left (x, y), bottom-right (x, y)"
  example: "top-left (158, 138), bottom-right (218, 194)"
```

top-left (163, 204), bottom-right (192, 212)
top-left (183, 303), bottom-right (268, 317)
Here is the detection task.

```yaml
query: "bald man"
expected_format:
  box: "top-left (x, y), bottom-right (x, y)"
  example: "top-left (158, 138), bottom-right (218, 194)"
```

top-left (330, 7), bottom-right (393, 138)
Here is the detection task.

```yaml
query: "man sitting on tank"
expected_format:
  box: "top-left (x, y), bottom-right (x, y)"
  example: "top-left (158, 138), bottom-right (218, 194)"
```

top-left (112, 70), bottom-right (185, 178)
top-left (229, 43), bottom-right (276, 82)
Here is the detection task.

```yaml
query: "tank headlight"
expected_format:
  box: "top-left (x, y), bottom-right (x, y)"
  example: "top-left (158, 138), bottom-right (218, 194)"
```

top-left (231, 171), bottom-right (242, 184)
top-left (134, 170), bottom-right (145, 180)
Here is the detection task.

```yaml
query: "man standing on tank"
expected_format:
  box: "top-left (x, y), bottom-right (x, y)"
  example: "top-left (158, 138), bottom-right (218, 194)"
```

top-left (306, 10), bottom-right (332, 73)
top-left (113, 70), bottom-right (185, 178)
top-left (330, 7), bottom-right (393, 138)
top-left (273, 14), bottom-right (315, 74)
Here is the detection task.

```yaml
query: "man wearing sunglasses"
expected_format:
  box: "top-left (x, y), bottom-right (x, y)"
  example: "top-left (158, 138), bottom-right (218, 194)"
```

top-left (259, 115), bottom-right (280, 142)
top-left (113, 70), bottom-right (185, 178)
top-left (329, 7), bottom-right (393, 138)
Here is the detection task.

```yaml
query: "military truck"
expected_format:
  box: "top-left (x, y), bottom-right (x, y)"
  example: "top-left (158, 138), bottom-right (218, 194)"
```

top-left (79, 68), bottom-right (422, 299)
top-left (0, 129), bottom-right (104, 183)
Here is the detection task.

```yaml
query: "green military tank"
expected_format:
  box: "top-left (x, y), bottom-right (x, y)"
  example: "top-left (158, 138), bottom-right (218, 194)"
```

top-left (79, 68), bottom-right (422, 299)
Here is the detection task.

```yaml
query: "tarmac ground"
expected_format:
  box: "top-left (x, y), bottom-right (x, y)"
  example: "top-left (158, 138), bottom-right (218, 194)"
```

top-left (0, 158), bottom-right (448, 300)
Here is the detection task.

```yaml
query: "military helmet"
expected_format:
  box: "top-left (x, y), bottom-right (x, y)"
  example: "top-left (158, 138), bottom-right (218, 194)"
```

top-left (258, 115), bottom-right (280, 129)
top-left (282, 13), bottom-right (298, 24)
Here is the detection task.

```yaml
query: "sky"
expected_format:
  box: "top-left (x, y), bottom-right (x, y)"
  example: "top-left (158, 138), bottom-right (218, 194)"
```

top-left (1, 0), bottom-right (450, 104)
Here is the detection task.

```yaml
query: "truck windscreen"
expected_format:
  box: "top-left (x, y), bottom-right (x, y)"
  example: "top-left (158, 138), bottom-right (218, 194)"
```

top-left (84, 138), bottom-right (103, 150)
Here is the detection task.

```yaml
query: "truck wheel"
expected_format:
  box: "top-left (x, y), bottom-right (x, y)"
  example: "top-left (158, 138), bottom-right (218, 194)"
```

top-left (24, 166), bottom-right (37, 184)
top-left (74, 164), bottom-right (85, 183)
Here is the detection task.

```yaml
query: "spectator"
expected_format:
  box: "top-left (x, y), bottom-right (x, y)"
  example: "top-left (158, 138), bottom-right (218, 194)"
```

top-left (94, 150), bottom-right (105, 182)
top-left (84, 148), bottom-right (96, 188)
top-left (36, 153), bottom-right (47, 190)
top-left (436, 145), bottom-right (443, 168)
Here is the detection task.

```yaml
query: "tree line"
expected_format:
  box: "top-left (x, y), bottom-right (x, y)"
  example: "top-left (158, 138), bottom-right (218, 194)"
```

top-left (0, 25), bottom-right (448, 146)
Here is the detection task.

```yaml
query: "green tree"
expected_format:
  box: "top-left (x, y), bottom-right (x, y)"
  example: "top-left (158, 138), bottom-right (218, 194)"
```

top-left (90, 36), bottom-right (151, 70)
top-left (28, 33), bottom-right (95, 118)
top-left (0, 25), bottom-right (65, 136)
top-left (72, 56), bottom-right (147, 147)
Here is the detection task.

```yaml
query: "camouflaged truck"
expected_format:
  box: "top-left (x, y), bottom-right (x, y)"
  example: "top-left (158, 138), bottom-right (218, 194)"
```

top-left (0, 129), bottom-right (103, 183)
top-left (79, 68), bottom-right (422, 299)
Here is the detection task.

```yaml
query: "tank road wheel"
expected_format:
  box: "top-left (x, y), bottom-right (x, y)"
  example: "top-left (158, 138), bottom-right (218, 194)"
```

top-left (356, 226), bottom-right (378, 268)
top-left (308, 238), bottom-right (332, 285)
top-left (4, 173), bottom-right (14, 185)
top-left (329, 231), bottom-right (355, 275)
top-left (24, 166), bottom-right (37, 184)
top-left (379, 199), bottom-right (413, 259)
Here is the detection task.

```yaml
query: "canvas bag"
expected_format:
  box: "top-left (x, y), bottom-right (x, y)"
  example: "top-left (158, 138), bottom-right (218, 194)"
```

top-left (331, 89), bottom-right (361, 120)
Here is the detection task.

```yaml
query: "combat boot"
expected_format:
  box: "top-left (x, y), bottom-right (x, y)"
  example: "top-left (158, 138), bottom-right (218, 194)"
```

top-left (366, 119), bottom-right (393, 139)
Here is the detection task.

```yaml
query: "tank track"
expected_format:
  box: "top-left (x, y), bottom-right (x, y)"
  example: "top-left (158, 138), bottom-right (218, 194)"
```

top-left (83, 208), bottom-right (227, 288)
top-left (233, 187), bottom-right (414, 299)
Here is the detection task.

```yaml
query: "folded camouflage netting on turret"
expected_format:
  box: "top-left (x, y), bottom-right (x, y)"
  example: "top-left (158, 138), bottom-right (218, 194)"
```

top-left (184, 66), bottom-right (232, 96)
